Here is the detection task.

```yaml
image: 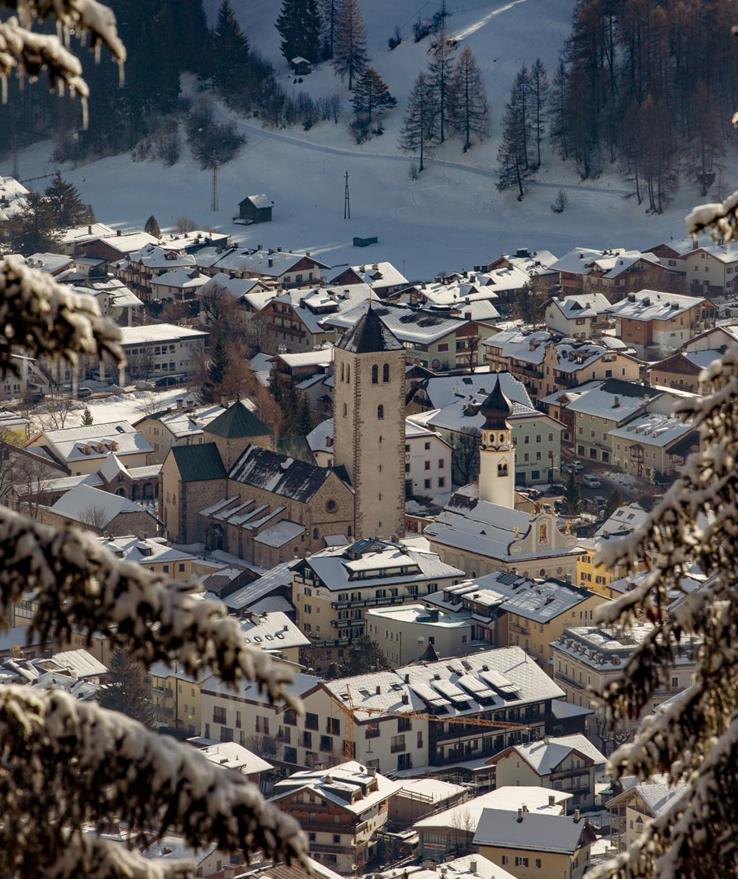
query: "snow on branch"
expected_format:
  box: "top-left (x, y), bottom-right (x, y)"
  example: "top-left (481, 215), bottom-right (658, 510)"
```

top-left (0, 0), bottom-right (125, 119)
top-left (0, 686), bottom-right (308, 879)
top-left (0, 255), bottom-right (124, 375)
top-left (589, 345), bottom-right (738, 878)
top-left (49, 835), bottom-right (193, 879)
top-left (0, 506), bottom-right (301, 709)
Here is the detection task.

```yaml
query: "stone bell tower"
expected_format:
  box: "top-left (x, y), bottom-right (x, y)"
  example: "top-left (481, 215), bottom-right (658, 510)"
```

top-left (333, 305), bottom-right (406, 539)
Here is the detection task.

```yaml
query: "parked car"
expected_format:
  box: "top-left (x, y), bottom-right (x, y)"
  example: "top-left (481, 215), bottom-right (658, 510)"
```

top-left (570, 460), bottom-right (585, 472)
top-left (582, 474), bottom-right (602, 488)
top-left (548, 483), bottom-right (567, 494)
top-left (77, 386), bottom-right (92, 399)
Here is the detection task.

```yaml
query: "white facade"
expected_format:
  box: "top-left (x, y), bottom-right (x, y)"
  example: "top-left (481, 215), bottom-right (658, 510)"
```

top-left (113, 324), bottom-right (209, 382)
top-left (365, 604), bottom-right (474, 665)
top-left (405, 422), bottom-right (453, 499)
top-left (479, 422), bottom-right (515, 508)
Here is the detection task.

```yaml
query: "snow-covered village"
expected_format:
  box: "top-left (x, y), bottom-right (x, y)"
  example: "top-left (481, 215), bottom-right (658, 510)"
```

top-left (0, 1), bottom-right (736, 878)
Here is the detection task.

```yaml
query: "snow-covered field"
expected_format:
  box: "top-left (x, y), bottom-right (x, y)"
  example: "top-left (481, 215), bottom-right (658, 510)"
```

top-left (2, 0), bottom-right (721, 277)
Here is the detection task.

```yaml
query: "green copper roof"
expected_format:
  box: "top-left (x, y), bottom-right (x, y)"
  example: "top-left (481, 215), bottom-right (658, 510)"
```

top-left (205, 400), bottom-right (270, 439)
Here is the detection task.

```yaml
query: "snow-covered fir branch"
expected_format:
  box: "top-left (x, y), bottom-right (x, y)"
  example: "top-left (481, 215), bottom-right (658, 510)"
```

top-left (590, 346), bottom-right (738, 878)
top-left (0, 256), bottom-right (124, 375)
top-left (0, 506), bottom-right (302, 709)
top-left (49, 834), bottom-right (193, 879)
top-left (0, 686), bottom-right (308, 879)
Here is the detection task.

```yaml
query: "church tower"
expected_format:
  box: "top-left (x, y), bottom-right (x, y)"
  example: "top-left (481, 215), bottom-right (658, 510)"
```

top-left (478, 376), bottom-right (515, 508)
top-left (333, 306), bottom-right (406, 539)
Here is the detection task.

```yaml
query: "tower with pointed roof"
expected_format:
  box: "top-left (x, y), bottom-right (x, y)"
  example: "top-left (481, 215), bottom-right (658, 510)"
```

top-left (202, 399), bottom-right (272, 469)
top-left (478, 376), bottom-right (515, 508)
top-left (334, 306), bottom-right (406, 539)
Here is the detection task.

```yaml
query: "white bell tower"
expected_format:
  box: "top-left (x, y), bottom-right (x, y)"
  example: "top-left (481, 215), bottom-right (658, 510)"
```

top-left (478, 376), bottom-right (515, 509)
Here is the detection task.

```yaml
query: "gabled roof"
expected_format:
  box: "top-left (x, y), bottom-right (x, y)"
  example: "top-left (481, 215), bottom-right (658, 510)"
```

top-left (337, 304), bottom-right (403, 353)
top-left (205, 400), bottom-right (270, 439)
top-left (493, 734), bottom-right (606, 776)
top-left (229, 446), bottom-right (335, 503)
top-left (171, 443), bottom-right (226, 482)
top-left (473, 808), bottom-right (594, 854)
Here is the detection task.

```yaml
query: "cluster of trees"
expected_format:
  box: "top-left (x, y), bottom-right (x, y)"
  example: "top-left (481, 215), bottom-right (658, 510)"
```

top-left (548, 0), bottom-right (738, 212)
top-left (496, 60), bottom-right (548, 199)
top-left (400, 40), bottom-right (489, 171)
top-left (276, 0), bottom-right (368, 89)
top-left (0, 173), bottom-right (93, 254)
top-left (268, 372), bottom-right (315, 437)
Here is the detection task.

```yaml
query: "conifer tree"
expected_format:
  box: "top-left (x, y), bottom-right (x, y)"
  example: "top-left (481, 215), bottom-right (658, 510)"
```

top-left (530, 58), bottom-right (549, 168)
top-left (399, 72), bottom-right (438, 172)
top-left (497, 72), bottom-right (534, 199)
top-left (351, 67), bottom-right (396, 122)
top-left (451, 46), bottom-right (489, 151)
top-left (44, 171), bottom-right (92, 228)
top-left (427, 28), bottom-right (456, 143)
top-left (97, 649), bottom-right (155, 728)
top-left (143, 214), bottom-right (161, 238)
top-left (208, 337), bottom-right (227, 389)
top-left (4, 193), bottom-right (60, 254)
top-left (334, 0), bottom-right (368, 90)
top-left (548, 59), bottom-right (569, 160)
top-left (212, 0), bottom-right (250, 93)
top-left (320, 0), bottom-right (338, 59)
top-left (276, 0), bottom-right (322, 65)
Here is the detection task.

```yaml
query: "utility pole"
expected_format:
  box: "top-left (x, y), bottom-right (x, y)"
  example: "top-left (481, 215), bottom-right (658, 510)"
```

top-left (343, 170), bottom-right (351, 220)
top-left (211, 162), bottom-right (219, 212)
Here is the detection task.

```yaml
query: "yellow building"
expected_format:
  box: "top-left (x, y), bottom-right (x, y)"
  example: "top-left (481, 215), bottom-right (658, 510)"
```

top-left (149, 662), bottom-right (203, 735)
top-left (576, 538), bottom-right (620, 598)
top-left (474, 808), bottom-right (596, 879)
top-left (0, 410), bottom-right (30, 443)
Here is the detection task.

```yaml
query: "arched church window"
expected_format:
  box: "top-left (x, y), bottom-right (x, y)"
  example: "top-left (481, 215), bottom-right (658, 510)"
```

top-left (340, 362), bottom-right (345, 382)
top-left (371, 365), bottom-right (379, 384)
top-left (346, 365), bottom-right (350, 382)
top-left (383, 363), bottom-right (390, 383)
top-left (377, 405), bottom-right (384, 420)
top-left (498, 461), bottom-right (508, 477)
top-left (499, 433), bottom-right (505, 443)
top-left (343, 403), bottom-right (348, 417)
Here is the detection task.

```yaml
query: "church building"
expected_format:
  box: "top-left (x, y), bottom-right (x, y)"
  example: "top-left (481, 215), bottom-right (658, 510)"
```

top-left (425, 376), bottom-right (582, 581)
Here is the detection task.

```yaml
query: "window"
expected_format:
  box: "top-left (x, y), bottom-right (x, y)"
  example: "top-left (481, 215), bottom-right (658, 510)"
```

top-left (424, 479), bottom-right (431, 489)
top-left (325, 498), bottom-right (337, 513)
top-left (383, 363), bottom-right (390, 382)
top-left (377, 405), bottom-right (384, 420)
top-left (305, 712), bottom-right (319, 730)
top-left (535, 859), bottom-right (542, 868)
top-left (302, 731), bottom-right (312, 748)
top-left (398, 716), bottom-right (411, 732)
top-left (284, 709), bottom-right (297, 725)
top-left (371, 364), bottom-right (379, 384)
top-left (498, 462), bottom-right (508, 476)
top-left (391, 734), bottom-right (406, 753)
top-left (327, 717), bottom-right (340, 735)
top-left (213, 706), bottom-right (226, 725)
top-left (438, 477), bottom-right (445, 488)
top-left (424, 461), bottom-right (431, 470)
top-left (502, 856), bottom-right (509, 866)
top-left (256, 716), bottom-right (269, 734)
top-left (366, 722), bottom-right (380, 739)
top-left (671, 676), bottom-right (680, 690)
top-left (343, 403), bottom-right (348, 417)
top-left (320, 735), bottom-right (333, 752)
top-left (515, 857), bottom-right (529, 867)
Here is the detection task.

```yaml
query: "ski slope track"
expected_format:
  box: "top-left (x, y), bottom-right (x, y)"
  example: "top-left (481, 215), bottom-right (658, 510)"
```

top-left (2, 0), bottom-right (720, 276)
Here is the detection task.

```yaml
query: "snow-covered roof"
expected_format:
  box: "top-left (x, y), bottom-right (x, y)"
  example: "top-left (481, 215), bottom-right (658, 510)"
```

top-left (97, 231), bottom-right (160, 254)
top-left (124, 243), bottom-right (196, 269)
top-left (608, 412), bottom-right (696, 448)
top-left (547, 293), bottom-right (611, 319)
top-left (414, 786), bottom-right (571, 831)
top-left (482, 328), bottom-right (553, 366)
top-left (97, 452), bottom-right (129, 481)
top-left (24, 252), bottom-right (74, 274)
top-left (365, 603), bottom-right (472, 629)
top-left (50, 649), bottom-right (107, 679)
top-left (119, 324), bottom-right (208, 346)
top-left (141, 403), bottom-right (227, 439)
top-left (210, 247), bottom-right (328, 278)
top-left (150, 267), bottom-right (208, 290)
top-left (253, 520), bottom-right (306, 548)
top-left (395, 778), bottom-right (467, 804)
top-left (278, 347), bottom-right (334, 369)
top-left (473, 808), bottom-right (592, 854)
top-left (42, 420), bottom-right (153, 463)
top-left (345, 260), bottom-right (408, 290)
top-left (595, 503), bottom-right (648, 540)
top-left (271, 760), bottom-right (400, 815)
top-left (98, 534), bottom-right (195, 565)
top-left (201, 670), bottom-right (320, 704)
top-left (326, 646), bottom-right (564, 722)
top-left (327, 302), bottom-right (476, 346)
top-left (303, 540), bottom-right (463, 591)
top-left (550, 247), bottom-right (629, 276)
top-left (200, 741), bottom-right (273, 774)
top-left (59, 222), bottom-right (116, 245)
top-left (199, 272), bottom-right (267, 300)
top-left (500, 734), bottom-right (606, 776)
top-left (49, 484), bottom-right (150, 527)
top-left (377, 854), bottom-right (517, 879)
top-left (243, 194), bottom-right (273, 209)
top-left (415, 372), bottom-right (533, 411)
top-left (0, 175), bottom-right (29, 222)
top-left (607, 289), bottom-right (705, 322)
top-left (430, 571), bottom-right (595, 625)
top-left (239, 610), bottom-right (309, 651)
top-left (687, 243), bottom-right (738, 264)
top-left (223, 559), bottom-right (298, 612)
top-left (564, 379), bottom-right (659, 422)
top-left (553, 624), bottom-right (698, 671)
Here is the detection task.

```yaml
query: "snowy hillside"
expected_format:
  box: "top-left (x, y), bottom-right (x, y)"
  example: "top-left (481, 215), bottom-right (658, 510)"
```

top-left (1, 0), bottom-right (716, 276)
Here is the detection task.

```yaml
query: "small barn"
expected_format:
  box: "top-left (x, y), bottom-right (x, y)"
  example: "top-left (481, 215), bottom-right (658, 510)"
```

top-left (290, 57), bottom-right (312, 75)
top-left (236, 194), bottom-right (273, 225)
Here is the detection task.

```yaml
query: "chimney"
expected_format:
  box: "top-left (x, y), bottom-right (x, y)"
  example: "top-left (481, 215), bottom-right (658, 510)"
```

top-left (516, 808), bottom-right (524, 822)
top-left (574, 809), bottom-right (581, 823)
top-left (375, 685), bottom-right (381, 695)
top-left (548, 794), bottom-right (555, 807)
top-left (401, 694), bottom-right (409, 704)
top-left (186, 398), bottom-right (195, 412)
top-left (404, 673), bottom-right (410, 684)
top-left (469, 862), bottom-right (477, 874)
top-left (87, 224), bottom-right (92, 235)
top-left (612, 396), bottom-right (620, 408)
top-left (116, 229), bottom-right (122, 236)
top-left (268, 258), bottom-right (274, 268)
